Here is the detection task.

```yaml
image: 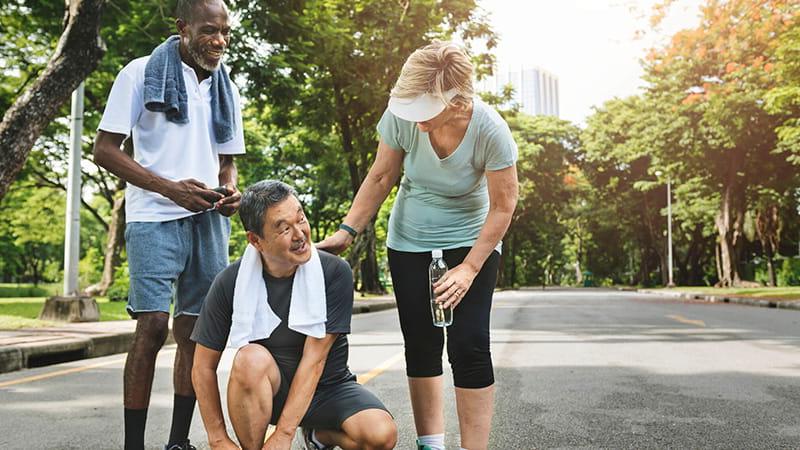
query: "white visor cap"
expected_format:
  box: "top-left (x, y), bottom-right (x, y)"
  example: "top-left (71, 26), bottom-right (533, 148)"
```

top-left (387, 89), bottom-right (458, 122)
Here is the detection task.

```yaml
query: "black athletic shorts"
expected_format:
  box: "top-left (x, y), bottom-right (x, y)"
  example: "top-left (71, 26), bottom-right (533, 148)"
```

top-left (266, 353), bottom-right (390, 430)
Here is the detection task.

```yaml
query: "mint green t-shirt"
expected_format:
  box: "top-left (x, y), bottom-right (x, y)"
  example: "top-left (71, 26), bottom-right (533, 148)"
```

top-left (377, 97), bottom-right (518, 253)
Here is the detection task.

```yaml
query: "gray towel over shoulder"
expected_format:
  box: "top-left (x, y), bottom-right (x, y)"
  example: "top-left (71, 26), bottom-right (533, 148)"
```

top-left (143, 35), bottom-right (236, 144)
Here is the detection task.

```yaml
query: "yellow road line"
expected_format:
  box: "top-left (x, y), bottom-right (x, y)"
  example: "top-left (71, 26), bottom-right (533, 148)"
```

top-left (0, 356), bottom-right (126, 388)
top-left (0, 349), bottom-right (176, 389)
top-left (1, 348), bottom-right (403, 389)
top-left (356, 352), bottom-right (404, 385)
top-left (667, 314), bottom-right (706, 327)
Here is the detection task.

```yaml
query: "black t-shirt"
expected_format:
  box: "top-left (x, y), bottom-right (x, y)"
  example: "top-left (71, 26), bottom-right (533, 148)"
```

top-left (191, 250), bottom-right (355, 386)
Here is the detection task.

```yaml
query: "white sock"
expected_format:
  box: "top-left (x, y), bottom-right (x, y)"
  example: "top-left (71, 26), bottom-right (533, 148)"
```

top-left (311, 429), bottom-right (326, 449)
top-left (417, 433), bottom-right (445, 450)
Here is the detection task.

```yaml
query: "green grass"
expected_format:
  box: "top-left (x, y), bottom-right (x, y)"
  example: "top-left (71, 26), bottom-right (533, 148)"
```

top-left (0, 296), bottom-right (131, 329)
top-left (656, 286), bottom-right (800, 301)
top-left (0, 283), bottom-right (60, 298)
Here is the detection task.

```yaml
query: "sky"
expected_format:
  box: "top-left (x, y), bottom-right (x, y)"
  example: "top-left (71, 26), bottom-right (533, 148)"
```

top-left (477, 0), bottom-right (704, 124)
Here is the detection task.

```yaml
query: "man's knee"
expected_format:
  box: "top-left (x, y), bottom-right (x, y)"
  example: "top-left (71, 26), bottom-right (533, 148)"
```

top-left (362, 417), bottom-right (397, 450)
top-left (347, 410), bottom-right (397, 450)
top-left (133, 312), bottom-right (170, 353)
top-left (230, 344), bottom-right (279, 391)
top-left (172, 315), bottom-right (197, 349)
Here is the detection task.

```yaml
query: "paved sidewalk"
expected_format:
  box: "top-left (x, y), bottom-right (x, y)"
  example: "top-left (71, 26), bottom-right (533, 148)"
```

top-left (634, 288), bottom-right (800, 310)
top-left (0, 295), bottom-right (395, 374)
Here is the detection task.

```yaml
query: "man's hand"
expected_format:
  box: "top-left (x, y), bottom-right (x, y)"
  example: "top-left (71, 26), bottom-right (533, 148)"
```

top-left (315, 229), bottom-right (354, 255)
top-left (214, 183), bottom-right (242, 217)
top-left (209, 436), bottom-right (240, 450)
top-left (165, 178), bottom-right (224, 212)
top-left (261, 429), bottom-right (294, 450)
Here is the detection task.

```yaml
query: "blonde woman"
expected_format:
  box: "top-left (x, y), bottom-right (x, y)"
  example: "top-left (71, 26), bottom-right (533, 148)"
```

top-left (318, 41), bottom-right (518, 450)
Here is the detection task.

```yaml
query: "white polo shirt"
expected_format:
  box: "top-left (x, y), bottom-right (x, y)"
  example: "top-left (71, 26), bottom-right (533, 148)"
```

top-left (98, 56), bottom-right (246, 223)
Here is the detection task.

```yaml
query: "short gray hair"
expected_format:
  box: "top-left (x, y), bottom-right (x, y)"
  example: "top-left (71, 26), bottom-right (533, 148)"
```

top-left (239, 180), bottom-right (297, 237)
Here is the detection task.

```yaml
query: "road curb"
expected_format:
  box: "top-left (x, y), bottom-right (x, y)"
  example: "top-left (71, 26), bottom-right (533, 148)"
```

top-left (0, 300), bottom-right (396, 375)
top-left (0, 330), bottom-right (175, 375)
top-left (633, 289), bottom-right (800, 311)
top-left (0, 346), bottom-right (22, 373)
top-left (352, 300), bottom-right (396, 314)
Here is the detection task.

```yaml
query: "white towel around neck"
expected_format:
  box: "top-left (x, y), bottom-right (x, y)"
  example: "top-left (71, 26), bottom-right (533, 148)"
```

top-left (227, 243), bottom-right (327, 348)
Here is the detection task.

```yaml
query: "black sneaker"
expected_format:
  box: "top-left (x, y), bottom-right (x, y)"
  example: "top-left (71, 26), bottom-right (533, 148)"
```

top-left (164, 440), bottom-right (196, 450)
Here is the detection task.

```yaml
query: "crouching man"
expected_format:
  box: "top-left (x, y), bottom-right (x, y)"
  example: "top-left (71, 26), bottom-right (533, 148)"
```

top-left (191, 180), bottom-right (397, 450)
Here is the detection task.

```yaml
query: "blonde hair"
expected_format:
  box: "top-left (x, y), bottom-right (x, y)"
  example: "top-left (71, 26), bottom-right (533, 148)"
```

top-left (391, 40), bottom-right (474, 109)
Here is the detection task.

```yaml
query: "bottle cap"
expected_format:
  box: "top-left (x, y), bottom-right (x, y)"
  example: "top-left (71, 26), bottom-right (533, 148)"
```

top-left (432, 249), bottom-right (443, 258)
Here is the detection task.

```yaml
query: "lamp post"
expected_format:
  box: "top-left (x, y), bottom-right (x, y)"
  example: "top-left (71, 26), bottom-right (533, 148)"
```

top-left (655, 171), bottom-right (675, 287)
top-left (38, 83), bottom-right (99, 322)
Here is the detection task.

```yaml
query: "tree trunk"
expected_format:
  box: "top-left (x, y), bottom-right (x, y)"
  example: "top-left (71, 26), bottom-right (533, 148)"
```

top-left (686, 225), bottom-right (708, 286)
top-left (714, 162), bottom-right (746, 287)
top-left (639, 246), bottom-right (650, 286)
top-left (85, 140), bottom-right (132, 296)
top-left (0, 0), bottom-right (105, 201)
top-left (510, 232), bottom-right (517, 287)
top-left (32, 256), bottom-right (40, 287)
top-left (756, 204), bottom-right (781, 287)
top-left (358, 224), bottom-right (383, 294)
top-left (677, 224), bottom-right (705, 286)
top-left (85, 192), bottom-right (124, 296)
top-left (766, 257), bottom-right (776, 287)
top-left (345, 221), bottom-right (385, 294)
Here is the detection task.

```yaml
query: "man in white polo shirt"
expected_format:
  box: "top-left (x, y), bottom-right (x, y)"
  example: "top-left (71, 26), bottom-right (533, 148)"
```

top-left (93, 1), bottom-right (245, 449)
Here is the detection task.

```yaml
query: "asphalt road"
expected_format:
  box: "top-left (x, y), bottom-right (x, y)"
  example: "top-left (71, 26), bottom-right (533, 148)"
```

top-left (1, 289), bottom-right (799, 449)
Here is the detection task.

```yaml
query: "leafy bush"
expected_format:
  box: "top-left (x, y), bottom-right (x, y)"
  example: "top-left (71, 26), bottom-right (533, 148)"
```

top-left (79, 247), bottom-right (104, 289)
top-left (107, 261), bottom-right (130, 302)
top-left (778, 258), bottom-right (800, 286)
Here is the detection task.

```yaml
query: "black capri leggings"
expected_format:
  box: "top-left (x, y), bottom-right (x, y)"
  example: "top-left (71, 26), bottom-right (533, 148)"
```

top-left (387, 246), bottom-right (500, 389)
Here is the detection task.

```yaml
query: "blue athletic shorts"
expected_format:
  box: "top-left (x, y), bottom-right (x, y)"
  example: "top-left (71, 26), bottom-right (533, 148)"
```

top-left (124, 210), bottom-right (230, 317)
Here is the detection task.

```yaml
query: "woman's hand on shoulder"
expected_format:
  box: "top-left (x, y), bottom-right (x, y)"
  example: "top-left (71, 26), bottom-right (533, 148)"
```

top-left (316, 229), bottom-right (354, 255)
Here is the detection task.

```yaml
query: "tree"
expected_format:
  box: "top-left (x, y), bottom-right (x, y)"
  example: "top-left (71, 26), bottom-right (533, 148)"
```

top-left (765, 23), bottom-right (800, 156)
top-left (643, 0), bottom-right (799, 286)
top-left (1, 0), bottom-right (180, 293)
top-left (500, 113), bottom-right (578, 287)
top-left (0, 0), bottom-right (105, 200)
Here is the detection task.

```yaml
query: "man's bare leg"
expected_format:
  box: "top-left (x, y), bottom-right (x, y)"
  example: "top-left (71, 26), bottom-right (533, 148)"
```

top-left (314, 408), bottom-right (396, 450)
top-left (172, 315), bottom-right (197, 395)
top-left (167, 315), bottom-right (199, 446)
top-left (227, 344), bottom-right (281, 450)
top-left (124, 312), bottom-right (170, 449)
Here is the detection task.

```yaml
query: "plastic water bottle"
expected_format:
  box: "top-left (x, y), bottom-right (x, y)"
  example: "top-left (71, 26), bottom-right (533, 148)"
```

top-left (429, 249), bottom-right (453, 327)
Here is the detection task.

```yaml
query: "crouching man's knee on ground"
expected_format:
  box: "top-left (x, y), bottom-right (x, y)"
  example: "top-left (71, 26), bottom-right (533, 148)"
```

top-left (227, 344), bottom-right (282, 449)
top-left (341, 408), bottom-right (398, 450)
top-left (229, 344), bottom-right (281, 395)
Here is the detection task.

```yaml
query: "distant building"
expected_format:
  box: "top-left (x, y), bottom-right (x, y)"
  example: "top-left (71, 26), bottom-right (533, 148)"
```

top-left (477, 66), bottom-right (560, 117)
